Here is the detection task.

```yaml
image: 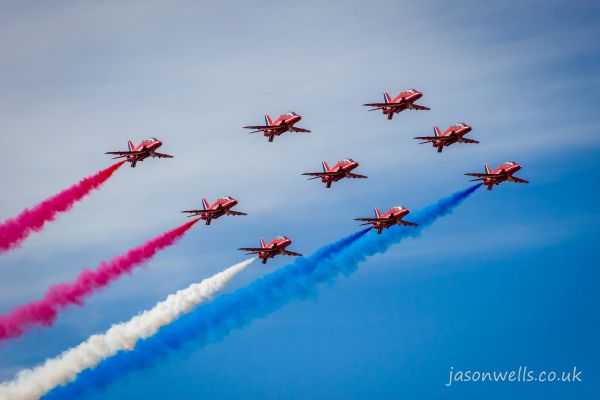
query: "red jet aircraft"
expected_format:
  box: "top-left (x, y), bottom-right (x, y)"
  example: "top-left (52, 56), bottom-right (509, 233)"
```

top-left (465, 161), bottom-right (529, 190)
top-left (105, 137), bottom-right (173, 168)
top-left (363, 89), bottom-right (430, 120)
top-left (244, 112), bottom-right (311, 142)
top-left (414, 122), bottom-right (480, 153)
top-left (238, 236), bottom-right (303, 264)
top-left (354, 206), bottom-right (418, 234)
top-left (301, 159), bottom-right (368, 188)
top-left (181, 196), bottom-right (247, 225)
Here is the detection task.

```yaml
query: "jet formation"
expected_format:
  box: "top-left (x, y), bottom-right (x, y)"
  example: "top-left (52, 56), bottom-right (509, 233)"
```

top-left (106, 88), bottom-right (528, 263)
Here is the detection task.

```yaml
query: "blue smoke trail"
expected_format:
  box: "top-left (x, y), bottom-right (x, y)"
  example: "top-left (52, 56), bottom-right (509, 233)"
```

top-left (43, 185), bottom-right (480, 399)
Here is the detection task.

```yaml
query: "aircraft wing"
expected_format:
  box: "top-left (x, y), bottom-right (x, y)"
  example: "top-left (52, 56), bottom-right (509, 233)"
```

top-left (353, 217), bottom-right (380, 222)
top-left (280, 250), bottom-right (303, 257)
top-left (243, 125), bottom-right (271, 130)
top-left (244, 125), bottom-right (279, 134)
top-left (225, 210), bottom-right (248, 216)
top-left (465, 172), bottom-right (504, 182)
top-left (464, 172), bottom-right (502, 178)
top-left (238, 247), bottom-right (266, 254)
top-left (347, 173), bottom-right (368, 179)
top-left (363, 102), bottom-right (389, 108)
top-left (363, 103), bottom-right (406, 112)
top-left (105, 150), bottom-right (144, 156)
top-left (457, 138), bottom-right (480, 144)
top-left (302, 172), bottom-right (338, 178)
top-left (413, 136), bottom-right (438, 141)
top-left (363, 100), bottom-right (407, 107)
top-left (288, 127), bottom-right (311, 133)
top-left (151, 152), bottom-right (174, 158)
top-left (246, 125), bottom-right (289, 134)
top-left (397, 220), bottom-right (418, 227)
top-left (357, 216), bottom-right (415, 226)
top-left (238, 246), bottom-right (279, 252)
top-left (413, 135), bottom-right (450, 144)
top-left (407, 103), bottom-right (430, 110)
top-left (508, 176), bottom-right (529, 184)
top-left (181, 209), bottom-right (221, 215)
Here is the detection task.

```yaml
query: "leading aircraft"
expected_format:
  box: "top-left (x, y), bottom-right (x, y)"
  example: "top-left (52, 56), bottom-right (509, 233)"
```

top-left (363, 89), bottom-right (430, 120)
top-left (465, 161), bottom-right (529, 190)
top-left (354, 206), bottom-right (418, 234)
top-left (414, 122), bottom-right (479, 153)
top-left (301, 159), bottom-right (368, 188)
top-left (243, 112), bottom-right (311, 142)
top-left (105, 137), bottom-right (173, 168)
top-left (238, 236), bottom-right (303, 264)
top-left (181, 196), bottom-right (247, 225)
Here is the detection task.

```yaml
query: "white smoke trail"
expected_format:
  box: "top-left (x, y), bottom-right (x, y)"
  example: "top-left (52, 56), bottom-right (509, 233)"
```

top-left (0, 258), bottom-right (255, 400)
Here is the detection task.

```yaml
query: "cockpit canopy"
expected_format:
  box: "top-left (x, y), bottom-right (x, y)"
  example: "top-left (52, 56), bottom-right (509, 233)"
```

top-left (452, 122), bottom-right (468, 128)
top-left (405, 89), bottom-right (418, 94)
top-left (275, 236), bottom-right (289, 240)
top-left (218, 196), bottom-right (234, 201)
top-left (341, 158), bottom-right (355, 163)
top-left (284, 112), bottom-right (298, 117)
top-left (391, 206), bottom-right (405, 211)
top-left (143, 137), bottom-right (159, 142)
top-left (503, 161), bottom-right (517, 166)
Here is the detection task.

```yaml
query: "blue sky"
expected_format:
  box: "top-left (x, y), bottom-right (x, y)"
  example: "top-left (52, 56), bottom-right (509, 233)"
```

top-left (0, 1), bottom-right (599, 399)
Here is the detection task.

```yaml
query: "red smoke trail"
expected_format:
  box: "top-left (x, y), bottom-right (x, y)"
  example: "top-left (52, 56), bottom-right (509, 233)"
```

top-left (0, 218), bottom-right (200, 342)
top-left (0, 161), bottom-right (126, 253)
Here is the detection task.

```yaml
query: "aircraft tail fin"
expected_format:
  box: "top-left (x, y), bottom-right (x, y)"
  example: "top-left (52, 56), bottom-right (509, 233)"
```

top-left (202, 198), bottom-right (209, 210)
top-left (433, 125), bottom-right (442, 137)
top-left (383, 92), bottom-right (392, 103)
top-left (264, 114), bottom-right (273, 126)
top-left (128, 140), bottom-right (135, 151)
top-left (260, 237), bottom-right (267, 248)
top-left (375, 207), bottom-right (382, 218)
top-left (485, 163), bottom-right (492, 174)
top-left (322, 161), bottom-right (330, 172)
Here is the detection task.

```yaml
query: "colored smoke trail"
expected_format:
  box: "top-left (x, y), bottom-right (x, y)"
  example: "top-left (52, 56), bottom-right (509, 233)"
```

top-left (0, 162), bottom-right (126, 253)
top-left (0, 259), bottom-right (254, 400)
top-left (40, 185), bottom-right (480, 399)
top-left (0, 219), bottom-right (200, 343)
